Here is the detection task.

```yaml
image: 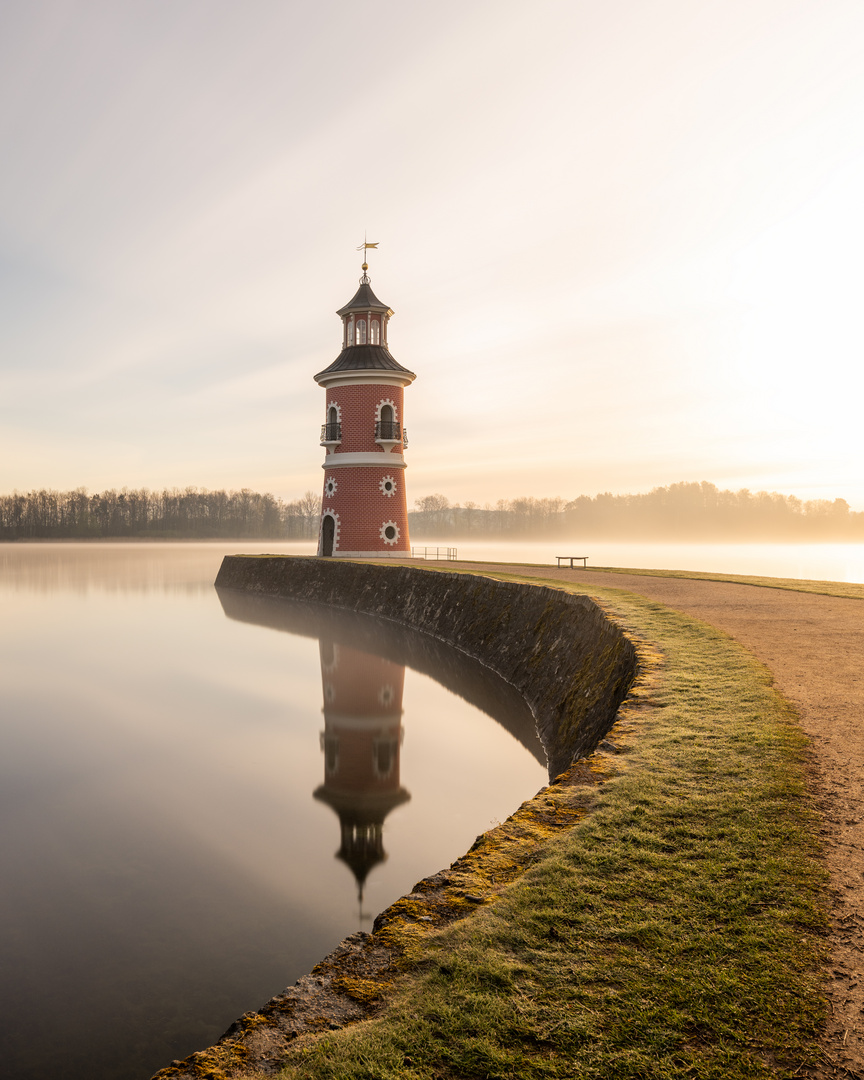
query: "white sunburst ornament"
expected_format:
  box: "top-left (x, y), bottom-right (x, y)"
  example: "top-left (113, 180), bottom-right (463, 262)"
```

top-left (324, 477), bottom-right (338, 497)
top-left (379, 521), bottom-right (400, 545)
top-left (379, 476), bottom-right (396, 496)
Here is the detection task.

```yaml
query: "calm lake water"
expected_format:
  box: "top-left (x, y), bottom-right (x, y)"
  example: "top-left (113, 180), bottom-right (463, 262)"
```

top-left (0, 544), bottom-right (547, 1080)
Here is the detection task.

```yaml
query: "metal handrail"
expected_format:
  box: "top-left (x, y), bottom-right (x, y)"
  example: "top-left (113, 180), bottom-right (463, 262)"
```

top-left (412, 547), bottom-right (457, 561)
top-left (374, 420), bottom-right (401, 440)
top-left (319, 420), bottom-right (408, 447)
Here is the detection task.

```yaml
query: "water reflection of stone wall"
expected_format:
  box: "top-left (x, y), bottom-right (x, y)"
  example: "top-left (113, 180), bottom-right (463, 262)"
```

top-left (216, 587), bottom-right (547, 917)
top-left (216, 589), bottom-right (545, 768)
top-left (215, 558), bottom-right (637, 778)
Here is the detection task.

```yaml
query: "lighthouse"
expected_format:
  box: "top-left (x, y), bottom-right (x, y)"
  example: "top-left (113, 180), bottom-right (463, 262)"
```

top-left (314, 250), bottom-right (416, 557)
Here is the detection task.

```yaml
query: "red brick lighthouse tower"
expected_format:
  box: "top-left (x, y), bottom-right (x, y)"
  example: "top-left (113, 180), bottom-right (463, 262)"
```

top-left (314, 248), bottom-right (416, 557)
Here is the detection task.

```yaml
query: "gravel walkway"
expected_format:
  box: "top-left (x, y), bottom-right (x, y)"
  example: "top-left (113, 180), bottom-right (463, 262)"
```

top-left (453, 562), bottom-right (864, 1078)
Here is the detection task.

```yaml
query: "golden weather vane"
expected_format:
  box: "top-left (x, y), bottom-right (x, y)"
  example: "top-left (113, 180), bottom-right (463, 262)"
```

top-left (356, 235), bottom-right (379, 282)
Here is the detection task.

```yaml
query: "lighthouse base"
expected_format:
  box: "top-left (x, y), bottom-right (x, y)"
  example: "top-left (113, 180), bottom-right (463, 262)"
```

top-left (319, 549), bottom-right (413, 559)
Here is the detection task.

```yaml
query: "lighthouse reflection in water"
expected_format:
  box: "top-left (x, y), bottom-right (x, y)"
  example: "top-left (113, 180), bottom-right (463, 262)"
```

top-left (315, 637), bottom-right (410, 921)
top-left (215, 586), bottom-right (547, 934)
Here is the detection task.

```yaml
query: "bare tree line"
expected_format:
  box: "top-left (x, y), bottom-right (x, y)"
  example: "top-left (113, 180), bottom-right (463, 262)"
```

top-left (0, 487), bottom-right (322, 540)
top-left (411, 482), bottom-right (864, 541)
top-left (2, 481), bottom-right (861, 541)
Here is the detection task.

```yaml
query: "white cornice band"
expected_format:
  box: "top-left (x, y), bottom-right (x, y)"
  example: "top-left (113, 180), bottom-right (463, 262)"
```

top-left (323, 453), bottom-right (407, 470)
top-left (314, 371), bottom-right (416, 389)
top-left (320, 712), bottom-right (404, 729)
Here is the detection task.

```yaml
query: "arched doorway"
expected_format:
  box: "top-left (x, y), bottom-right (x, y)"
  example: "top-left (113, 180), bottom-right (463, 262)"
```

top-left (321, 515), bottom-right (335, 557)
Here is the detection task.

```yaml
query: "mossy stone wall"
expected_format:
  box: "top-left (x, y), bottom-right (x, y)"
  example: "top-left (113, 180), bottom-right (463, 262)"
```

top-left (215, 556), bottom-right (637, 776)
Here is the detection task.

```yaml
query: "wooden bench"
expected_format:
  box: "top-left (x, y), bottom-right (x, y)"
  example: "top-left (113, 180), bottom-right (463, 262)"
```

top-left (556, 556), bottom-right (588, 568)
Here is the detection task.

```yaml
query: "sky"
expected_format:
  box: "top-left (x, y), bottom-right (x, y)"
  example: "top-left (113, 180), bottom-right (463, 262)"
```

top-left (2, 0), bottom-right (864, 510)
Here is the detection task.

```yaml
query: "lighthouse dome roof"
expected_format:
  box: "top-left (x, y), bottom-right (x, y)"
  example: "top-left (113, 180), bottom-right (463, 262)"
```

top-left (336, 281), bottom-right (393, 317)
top-left (314, 344), bottom-right (416, 381)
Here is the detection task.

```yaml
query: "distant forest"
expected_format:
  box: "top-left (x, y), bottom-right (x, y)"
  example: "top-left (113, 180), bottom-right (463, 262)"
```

top-left (0, 487), bottom-right (322, 540)
top-left (410, 483), bottom-right (863, 541)
top-left (1, 481), bottom-right (861, 541)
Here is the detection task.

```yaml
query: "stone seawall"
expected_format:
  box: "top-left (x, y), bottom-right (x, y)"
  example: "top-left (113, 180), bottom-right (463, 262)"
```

top-left (217, 586), bottom-right (546, 767)
top-left (214, 556), bottom-right (637, 778)
top-left (153, 556), bottom-right (638, 1079)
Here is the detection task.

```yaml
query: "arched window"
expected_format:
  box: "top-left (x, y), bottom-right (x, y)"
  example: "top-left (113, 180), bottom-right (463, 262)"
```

top-left (373, 737), bottom-right (397, 778)
top-left (323, 735), bottom-right (339, 775)
top-left (322, 405), bottom-right (341, 444)
top-left (345, 318), bottom-right (353, 346)
top-left (370, 319), bottom-right (380, 344)
top-left (380, 403), bottom-right (394, 425)
top-left (357, 319), bottom-right (367, 345)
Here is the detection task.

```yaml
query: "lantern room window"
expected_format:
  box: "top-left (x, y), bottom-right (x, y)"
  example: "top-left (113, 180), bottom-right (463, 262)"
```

top-left (370, 319), bottom-right (380, 344)
top-left (356, 319), bottom-right (367, 345)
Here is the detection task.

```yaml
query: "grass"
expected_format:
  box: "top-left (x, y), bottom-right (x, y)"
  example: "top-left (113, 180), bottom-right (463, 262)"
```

top-left (255, 571), bottom-right (829, 1080)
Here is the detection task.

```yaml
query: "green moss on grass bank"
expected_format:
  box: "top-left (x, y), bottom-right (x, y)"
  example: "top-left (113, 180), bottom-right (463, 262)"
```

top-left (266, 576), bottom-right (828, 1080)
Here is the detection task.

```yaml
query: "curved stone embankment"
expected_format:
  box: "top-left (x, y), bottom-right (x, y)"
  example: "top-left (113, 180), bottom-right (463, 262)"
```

top-left (152, 557), bottom-right (637, 1080)
top-left (216, 586), bottom-right (545, 767)
top-left (214, 556), bottom-right (636, 778)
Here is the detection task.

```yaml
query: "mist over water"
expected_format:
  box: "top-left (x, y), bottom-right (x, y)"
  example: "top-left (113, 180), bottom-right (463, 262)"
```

top-left (0, 544), bottom-right (546, 1080)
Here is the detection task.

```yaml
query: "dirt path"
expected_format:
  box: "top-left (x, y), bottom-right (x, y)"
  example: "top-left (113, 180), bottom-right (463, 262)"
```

top-left (454, 562), bottom-right (864, 1077)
